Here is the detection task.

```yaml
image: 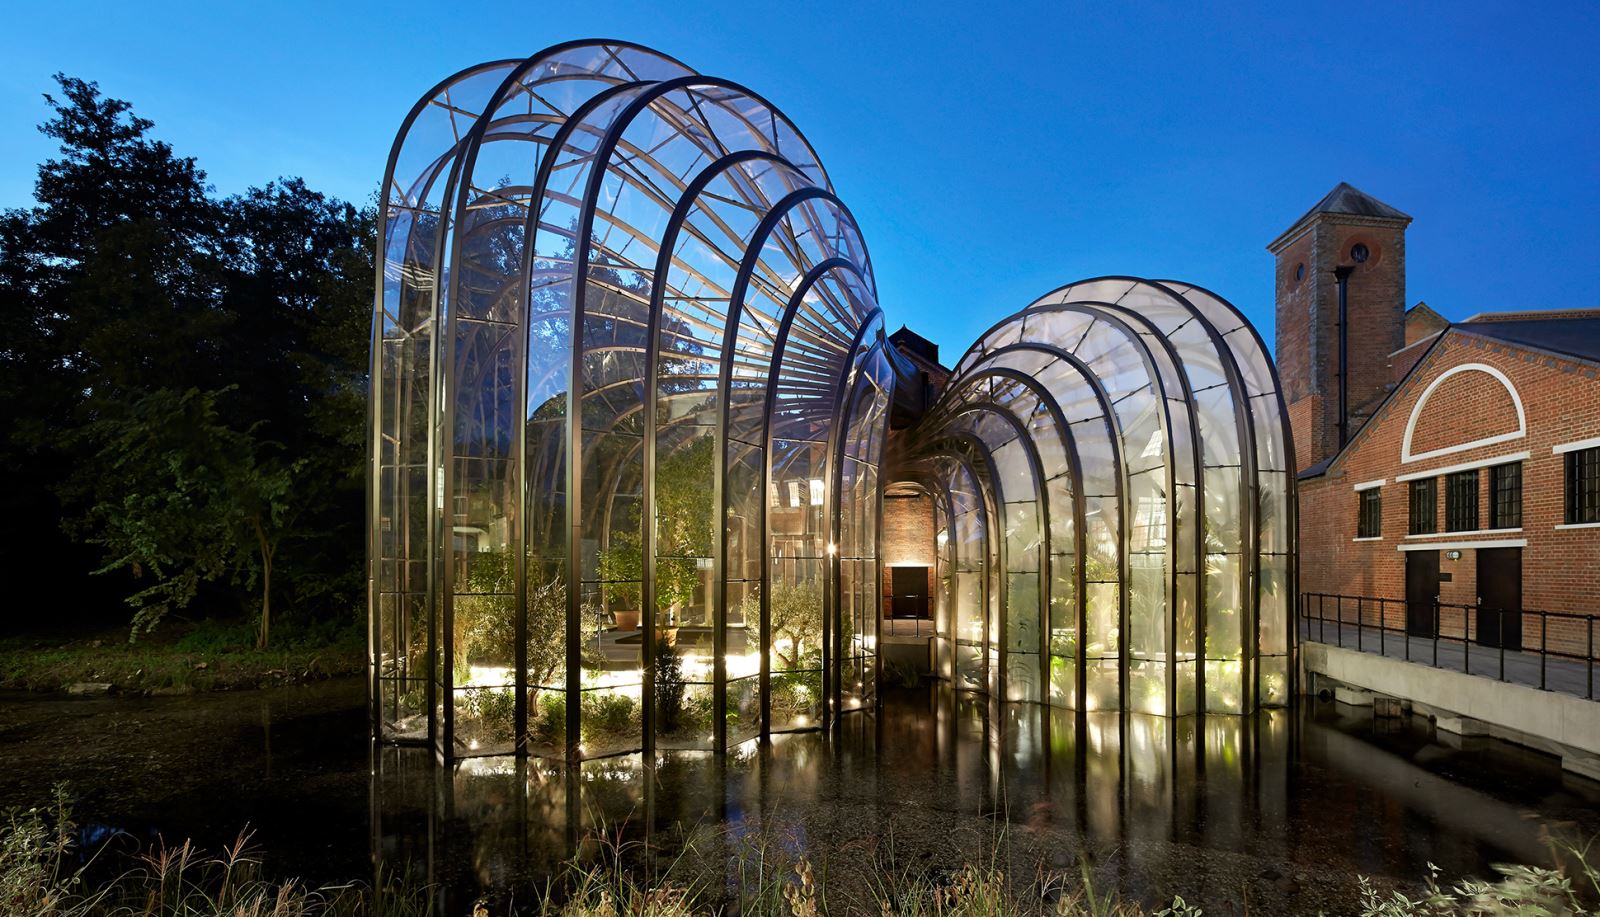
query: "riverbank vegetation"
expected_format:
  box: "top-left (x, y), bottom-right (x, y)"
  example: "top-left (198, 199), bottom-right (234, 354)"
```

top-left (5, 785), bottom-right (1597, 916)
top-left (0, 618), bottom-right (362, 694)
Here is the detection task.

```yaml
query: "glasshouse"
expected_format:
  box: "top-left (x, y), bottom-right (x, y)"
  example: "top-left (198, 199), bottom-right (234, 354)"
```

top-left (367, 40), bottom-right (1297, 761)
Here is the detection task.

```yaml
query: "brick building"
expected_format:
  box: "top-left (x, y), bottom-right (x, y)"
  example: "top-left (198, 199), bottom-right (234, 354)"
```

top-left (880, 327), bottom-right (950, 623)
top-left (1281, 184), bottom-right (1600, 655)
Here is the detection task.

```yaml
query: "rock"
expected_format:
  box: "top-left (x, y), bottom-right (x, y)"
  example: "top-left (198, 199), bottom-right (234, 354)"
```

top-left (66, 682), bottom-right (113, 696)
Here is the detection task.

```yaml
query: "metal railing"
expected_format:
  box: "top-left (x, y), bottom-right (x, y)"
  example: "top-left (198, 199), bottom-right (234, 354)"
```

top-left (881, 616), bottom-right (935, 638)
top-left (1299, 592), bottom-right (1597, 700)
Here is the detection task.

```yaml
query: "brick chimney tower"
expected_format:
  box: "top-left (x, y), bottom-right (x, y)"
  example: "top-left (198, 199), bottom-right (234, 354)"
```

top-left (1268, 182), bottom-right (1411, 472)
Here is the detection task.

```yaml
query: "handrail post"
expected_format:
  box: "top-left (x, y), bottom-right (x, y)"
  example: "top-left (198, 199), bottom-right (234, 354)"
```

top-left (1433, 600), bottom-right (1439, 668)
top-left (1500, 605), bottom-right (1507, 683)
top-left (1540, 612), bottom-right (1547, 691)
top-left (1379, 598), bottom-right (1386, 657)
top-left (1337, 595), bottom-right (1343, 648)
top-left (1357, 596), bottom-right (1364, 652)
top-left (1405, 596), bottom-right (1412, 662)
top-left (1588, 617), bottom-right (1594, 700)
top-left (1464, 604), bottom-right (1471, 676)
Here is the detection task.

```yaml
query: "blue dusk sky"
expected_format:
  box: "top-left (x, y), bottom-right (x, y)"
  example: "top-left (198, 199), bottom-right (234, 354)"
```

top-left (1, 1), bottom-right (1596, 358)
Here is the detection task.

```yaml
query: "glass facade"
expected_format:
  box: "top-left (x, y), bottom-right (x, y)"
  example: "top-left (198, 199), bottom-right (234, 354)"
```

top-left (904, 279), bottom-right (1298, 715)
top-left (369, 44), bottom-right (1298, 760)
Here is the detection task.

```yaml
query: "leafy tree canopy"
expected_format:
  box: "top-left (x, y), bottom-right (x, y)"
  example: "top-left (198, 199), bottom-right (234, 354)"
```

top-left (0, 75), bottom-right (373, 644)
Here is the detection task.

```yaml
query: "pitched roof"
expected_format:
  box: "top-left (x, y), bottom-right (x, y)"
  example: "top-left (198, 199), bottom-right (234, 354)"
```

top-left (1268, 182), bottom-right (1412, 252)
top-left (1299, 182), bottom-right (1412, 222)
top-left (1457, 317), bottom-right (1600, 365)
top-left (1300, 311), bottom-right (1600, 480)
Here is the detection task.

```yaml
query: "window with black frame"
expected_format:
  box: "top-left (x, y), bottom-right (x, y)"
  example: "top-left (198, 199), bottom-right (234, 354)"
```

top-left (1357, 488), bottom-right (1381, 538)
top-left (1408, 478), bottom-right (1436, 535)
top-left (1489, 462), bottom-right (1522, 529)
top-left (1445, 469), bottom-right (1479, 532)
top-left (1567, 446), bottom-right (1600, 525)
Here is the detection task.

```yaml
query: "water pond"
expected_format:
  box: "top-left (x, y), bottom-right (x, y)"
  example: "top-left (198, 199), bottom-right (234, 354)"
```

top-left (2, 678), bottom-right (1596, 914)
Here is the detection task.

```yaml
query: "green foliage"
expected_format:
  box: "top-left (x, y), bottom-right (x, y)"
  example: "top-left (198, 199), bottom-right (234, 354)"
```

top-left (0, 620), bottom-right (364, 693)
top-left (655, 636), bottom-right (686, 733)
top-left (1, 74), bottom-right (371, 641)
top-left (586, 692), bottom-right (638, 745)
top-left (596, 436), bottom-right (714, 614)
top-left (1, 784), bottom-right (432, 916)
top-left (745, 580), bottom-right (824, 669)
top-left (10, 785), bottom-right (1600, 916)
top-left (768, 670), bottom-right (823, 724)
top-left (453, 557), bottom-right (579, 690)
top-left (60, 387), bottom-right (296, 644)
top-left (462, 687), bottom-right (516, 742)
top-left (532, 691), bottom-right (567, 750)
top-left (597, 532), bottom-right (697, 615)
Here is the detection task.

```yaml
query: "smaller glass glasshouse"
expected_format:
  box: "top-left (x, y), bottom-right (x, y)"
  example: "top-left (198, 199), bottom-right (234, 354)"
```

top-left (367, 40), bottom-right (1298, 761)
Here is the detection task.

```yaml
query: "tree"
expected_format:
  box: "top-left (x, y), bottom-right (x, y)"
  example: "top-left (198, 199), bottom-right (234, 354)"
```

top-left (0, 75), bottom-right (373, 640)
top-left (62, 388), bottom-right (295, 645)
top-left (0, 76), bottom-right (228, 632)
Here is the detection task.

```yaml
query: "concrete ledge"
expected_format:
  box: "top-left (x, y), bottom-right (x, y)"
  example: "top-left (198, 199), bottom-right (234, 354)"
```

top-left (1333, 686), bottom-right (1374, 707)
top-left (1302, 642), bottom-right (1600, 779)
top-left (1435, 715), bottom-right (1489, 736)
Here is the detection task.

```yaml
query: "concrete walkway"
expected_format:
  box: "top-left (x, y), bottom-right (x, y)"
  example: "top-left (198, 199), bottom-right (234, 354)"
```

top-left (1298, 619), bottom-right (1596, 700)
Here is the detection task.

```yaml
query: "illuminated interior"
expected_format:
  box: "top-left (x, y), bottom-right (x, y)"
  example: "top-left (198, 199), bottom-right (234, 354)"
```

top-left (368, 40), bottom-right (1297, 761)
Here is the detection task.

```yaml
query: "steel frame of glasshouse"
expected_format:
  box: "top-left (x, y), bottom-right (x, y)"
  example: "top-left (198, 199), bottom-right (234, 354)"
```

top-left (368, 40), bottom-right (1297, 763)
top-left (906, 280), bottom-right (1298, 717)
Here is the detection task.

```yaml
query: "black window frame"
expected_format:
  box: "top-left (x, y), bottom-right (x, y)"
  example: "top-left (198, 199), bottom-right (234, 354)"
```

top-left (1489, 462), bottom-right (1522, 530)
top-left (1444, 469), bottom-right (1479, 532)
top-left (1408, 478), bottom-right (1437, 535)
top-left (1357, 488), bottom-right (1382, 539)
top-left (1567, 446), bottom-right (1600, 525)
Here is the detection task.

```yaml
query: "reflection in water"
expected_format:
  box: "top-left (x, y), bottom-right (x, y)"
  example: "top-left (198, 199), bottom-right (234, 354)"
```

top-left (372, 686), bottom-right (1599, 913)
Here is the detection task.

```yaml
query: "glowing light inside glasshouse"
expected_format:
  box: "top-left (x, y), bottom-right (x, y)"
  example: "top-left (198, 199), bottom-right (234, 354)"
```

top-left (367, 40), bottom-right (1297, 762)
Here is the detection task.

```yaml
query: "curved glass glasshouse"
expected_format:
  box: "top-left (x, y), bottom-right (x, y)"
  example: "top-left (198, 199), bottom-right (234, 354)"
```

top-left (367, 40), bottom-right (1297, 761)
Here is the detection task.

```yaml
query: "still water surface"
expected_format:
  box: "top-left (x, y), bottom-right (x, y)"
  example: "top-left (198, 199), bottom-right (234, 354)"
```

top-left (2, 678), bottom-right (1596, 914)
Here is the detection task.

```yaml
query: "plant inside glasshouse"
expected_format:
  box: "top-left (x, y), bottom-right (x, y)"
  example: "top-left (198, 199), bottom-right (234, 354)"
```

top-left (371, 40), bottom-right (1295, 759)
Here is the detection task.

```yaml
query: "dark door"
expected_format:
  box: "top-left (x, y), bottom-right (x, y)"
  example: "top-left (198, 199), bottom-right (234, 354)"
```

top-left (1405, 551), bottom-right (1439, 637)
top-left (891, 566), bottom-right (930, 619)
top-left (1476, 548), bottom-right (1523, 650)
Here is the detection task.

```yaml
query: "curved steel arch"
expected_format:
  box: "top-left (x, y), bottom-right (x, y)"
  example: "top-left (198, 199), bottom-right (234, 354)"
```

top-left (369, 40), bottom-right (1298, 760)
top-left (907, 286), bottom-right (1295, 716)
top-left (934, 363), bottom-right (1090, 708)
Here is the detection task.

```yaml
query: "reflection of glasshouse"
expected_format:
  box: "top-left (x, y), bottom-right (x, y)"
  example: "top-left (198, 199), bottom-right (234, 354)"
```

top-left (367, 40), bottom-right (1297, 761)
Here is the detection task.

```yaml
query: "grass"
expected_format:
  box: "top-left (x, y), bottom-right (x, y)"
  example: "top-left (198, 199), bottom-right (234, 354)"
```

top-left (7, 786), bottom-right (1599, 916)
top-left (0, 617), bottom-right (364, 694)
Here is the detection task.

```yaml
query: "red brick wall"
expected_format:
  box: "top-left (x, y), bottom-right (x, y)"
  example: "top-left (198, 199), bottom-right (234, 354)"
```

top-left (1408, 369), bottom-right (1520, 456)
top-left (1390, 335), bottom-right (1438, 386)
top-left (1405, 307), bottom-right (1449, 346)
top-left (1274, 215), bottom-right (1408, 471)
top-left (881, 493), bottom-right (935, 619)
top-left (1299, 330), bottom-right (1600, 654)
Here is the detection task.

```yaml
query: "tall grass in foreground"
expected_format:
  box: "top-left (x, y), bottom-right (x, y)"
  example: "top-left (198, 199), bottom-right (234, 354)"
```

top-left (5, 785), bottom-right (1598, 915)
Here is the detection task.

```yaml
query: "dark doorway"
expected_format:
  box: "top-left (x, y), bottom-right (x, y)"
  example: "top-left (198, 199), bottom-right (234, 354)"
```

top-left (1405, 551), bottom-right (1439, 637)
top-left (1476, 548), bottom-right (1523, 650)
top-left (891, 566), bottom-right (931, 619)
